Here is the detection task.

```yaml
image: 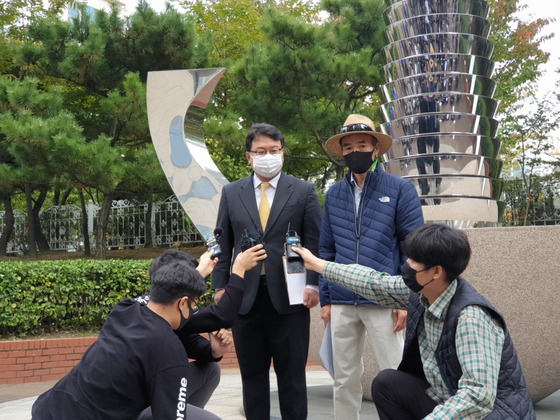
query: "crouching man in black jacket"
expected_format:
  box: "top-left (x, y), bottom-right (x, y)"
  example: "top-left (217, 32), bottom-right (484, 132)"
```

top-left (135, 245), bottom-right (266, 419)
top-left (32, 245), bottom-right (265, 420)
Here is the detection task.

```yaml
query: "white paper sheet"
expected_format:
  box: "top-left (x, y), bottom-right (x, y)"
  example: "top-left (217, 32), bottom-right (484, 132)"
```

top-left (282, 257), bottom-right (307, 305)
top-left (319, 320), bottom-right (335, 378)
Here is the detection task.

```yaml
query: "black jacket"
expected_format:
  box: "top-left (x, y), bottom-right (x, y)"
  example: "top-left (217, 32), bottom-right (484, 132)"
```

top-left (32, 300), bottom-right (192, 420)
top-left (212, 172), bottom-right (321, 315)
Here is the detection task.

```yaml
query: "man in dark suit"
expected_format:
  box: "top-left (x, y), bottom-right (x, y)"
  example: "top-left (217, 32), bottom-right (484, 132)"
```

top-left (212, 123), bottom-right (321, 420)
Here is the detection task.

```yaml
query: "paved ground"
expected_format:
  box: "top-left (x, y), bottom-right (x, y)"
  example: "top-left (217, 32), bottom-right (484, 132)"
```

top-left (1, 367), bottom-right (559, 419)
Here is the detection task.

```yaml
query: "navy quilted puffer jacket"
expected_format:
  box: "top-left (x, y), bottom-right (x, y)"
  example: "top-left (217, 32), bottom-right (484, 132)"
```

top-left (319, 165), bottom-right (424, 306)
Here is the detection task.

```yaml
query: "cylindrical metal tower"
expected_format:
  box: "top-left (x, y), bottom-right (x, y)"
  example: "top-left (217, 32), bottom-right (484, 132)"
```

top-left (379, 0), bottom-right (503, 228)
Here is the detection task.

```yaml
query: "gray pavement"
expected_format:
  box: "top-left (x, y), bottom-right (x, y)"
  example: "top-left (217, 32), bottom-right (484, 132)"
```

top-left (1, 368), bottom-right (559, 419)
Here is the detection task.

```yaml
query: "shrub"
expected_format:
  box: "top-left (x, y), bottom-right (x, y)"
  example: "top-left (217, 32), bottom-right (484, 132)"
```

top-left (0, 259), bottom-right (215, 338)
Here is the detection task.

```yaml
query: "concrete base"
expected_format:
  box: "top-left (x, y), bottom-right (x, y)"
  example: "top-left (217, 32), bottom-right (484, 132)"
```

top-left (308, 225), bottom-right (560, 403)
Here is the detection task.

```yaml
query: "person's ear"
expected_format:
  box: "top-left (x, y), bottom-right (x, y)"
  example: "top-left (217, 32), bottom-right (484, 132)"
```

top-left (178, 296), bottom-right (189, 310)
top-left (432, 265), bottom-right (445, 281)
top-left (245, 151), bottom-right (252, 164)
top-left (371, 141), bottom-right (379, 158)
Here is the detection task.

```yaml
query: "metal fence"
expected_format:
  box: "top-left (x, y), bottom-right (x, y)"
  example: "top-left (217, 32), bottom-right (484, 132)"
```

top-left (0, 196), bottom-right (203, 255)
top-left (502, 214), bottom-right (560, 227)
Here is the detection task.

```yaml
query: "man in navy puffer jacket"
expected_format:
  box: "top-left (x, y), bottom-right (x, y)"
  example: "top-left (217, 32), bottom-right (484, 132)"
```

top-left (320, 114), bottom-right (424, 419)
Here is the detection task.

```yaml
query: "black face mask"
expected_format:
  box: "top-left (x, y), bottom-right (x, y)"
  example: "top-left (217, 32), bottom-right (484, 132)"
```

top-left (343, 151), bottom-right (375, 174)
top-left (177, 298), bottom-right (196, 330)
top-left (401, 262), bottom-right (433, 293)
top-left (178, 308), bottom-right (189, 330)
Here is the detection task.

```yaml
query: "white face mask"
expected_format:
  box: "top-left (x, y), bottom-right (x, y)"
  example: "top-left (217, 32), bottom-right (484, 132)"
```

top-left (251, 153), bottom-right (283, 178)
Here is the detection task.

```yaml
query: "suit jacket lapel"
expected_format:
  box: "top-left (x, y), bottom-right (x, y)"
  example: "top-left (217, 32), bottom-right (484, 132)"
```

top-left (238, 176), bottom-right (262, 232)
top-left (265, 172), bottom-right (293, 237)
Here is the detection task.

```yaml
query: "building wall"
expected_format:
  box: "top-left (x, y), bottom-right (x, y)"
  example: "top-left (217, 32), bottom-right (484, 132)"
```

top-left (0, 336), bottom-right (319, 385)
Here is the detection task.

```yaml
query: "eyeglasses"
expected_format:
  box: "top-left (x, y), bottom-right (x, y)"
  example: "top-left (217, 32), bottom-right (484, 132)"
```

top-left (190, 298), bottom-right (200, 315)
top-left (339, 123), bottom-right (374, 134)
top-left (248, 148), bottom-right (283, 156)
top-left (184, 296), bottom-right (200, 315)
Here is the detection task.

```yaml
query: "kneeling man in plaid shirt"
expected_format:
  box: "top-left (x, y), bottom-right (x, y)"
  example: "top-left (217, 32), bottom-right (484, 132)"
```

top-left (294, 223), bottom-right (535, 420)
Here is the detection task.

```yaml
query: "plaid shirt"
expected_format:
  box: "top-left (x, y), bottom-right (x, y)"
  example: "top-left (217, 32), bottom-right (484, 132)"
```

top-left (323, 262), bottom-right (505, 419)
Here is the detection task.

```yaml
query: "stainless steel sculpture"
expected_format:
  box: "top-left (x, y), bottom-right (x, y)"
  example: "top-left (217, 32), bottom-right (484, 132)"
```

top-left (379, 0), bottom-right (503, 227)
top-left (146, 68), bottom-right (228, 237)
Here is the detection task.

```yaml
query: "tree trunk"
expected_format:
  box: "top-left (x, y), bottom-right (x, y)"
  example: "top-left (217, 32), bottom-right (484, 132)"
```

top-left (24, 183), bottom-right (38, 258)
top-left (95, 193), bottom-right (114, 259)
top-left (53, 188), bottom-right (61, 207)
top-left (33, 186), bottom-right (50, 251)
top-left (78, 188), bottom-right (91, 256)
top-left (61, 188), bottom-right (73, 206)
top-left (145, 200), bottom-right (153, 248)
top-left (0, 196), bottom-right (15, 256)
top-left (335, 163), bottom-right (345, 181)
top-left (523, 193), bottom-right (532, 226)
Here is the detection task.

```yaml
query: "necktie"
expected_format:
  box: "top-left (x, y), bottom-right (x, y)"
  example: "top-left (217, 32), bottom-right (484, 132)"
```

top-left (259, 182), bottom-right (270, 231)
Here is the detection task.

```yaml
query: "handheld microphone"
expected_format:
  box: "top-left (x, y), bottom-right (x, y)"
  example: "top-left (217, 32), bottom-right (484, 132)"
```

top-left (206, 227), bottom-right (223, 259)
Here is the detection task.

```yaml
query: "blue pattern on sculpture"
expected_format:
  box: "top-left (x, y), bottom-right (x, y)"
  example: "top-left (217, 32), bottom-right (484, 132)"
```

top-left (169, 116), bottom-right (193, 168)
top-left (178, 177), bottom-right (219, 202)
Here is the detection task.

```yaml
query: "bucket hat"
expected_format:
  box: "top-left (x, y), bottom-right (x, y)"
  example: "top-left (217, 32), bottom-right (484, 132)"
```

top-left (325, 114), bottom-right (393, 157)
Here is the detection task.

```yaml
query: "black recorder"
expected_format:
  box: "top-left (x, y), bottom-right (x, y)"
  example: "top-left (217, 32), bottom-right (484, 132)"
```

top-left (284, 226), bottom-right (305, 274)
top-left (240, 229), bottom-right (264, 252)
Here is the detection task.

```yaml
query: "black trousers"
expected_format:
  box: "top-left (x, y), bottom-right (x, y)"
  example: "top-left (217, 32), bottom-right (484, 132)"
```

top-left (371, 369), bottom-right (438, 420)
top-left (232, 283), bottom-right (310, 420)
top-left (134, 361), bottom-right (221, 420)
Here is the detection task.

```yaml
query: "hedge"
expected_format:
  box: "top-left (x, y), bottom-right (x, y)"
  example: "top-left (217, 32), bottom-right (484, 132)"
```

top-left (0, 259), bottom-right (214, 338)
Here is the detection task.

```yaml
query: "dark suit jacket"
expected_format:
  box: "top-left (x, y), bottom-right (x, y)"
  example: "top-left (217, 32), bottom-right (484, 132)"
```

top-left (212, 172), bottom-right (321, 315)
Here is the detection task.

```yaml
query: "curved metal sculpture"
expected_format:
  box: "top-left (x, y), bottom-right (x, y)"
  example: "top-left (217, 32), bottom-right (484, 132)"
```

top-left (146, 68), bottom-right (228, 237)
top-left (379, 0), bottom-right (503, 227)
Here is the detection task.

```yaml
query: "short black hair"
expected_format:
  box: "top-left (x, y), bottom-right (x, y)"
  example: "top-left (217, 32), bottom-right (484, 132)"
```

top-left (149, 249), bottom-right (198, 279)
top-left (149, 261), bottom-right (207, 304)
top-left (402, 223), bottom-right (471, 283)
top-left (245, 123), bottom-right (285, 151)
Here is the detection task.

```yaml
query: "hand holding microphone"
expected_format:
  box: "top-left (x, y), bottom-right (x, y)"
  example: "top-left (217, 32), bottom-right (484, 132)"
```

top-left (197, 227), bottom-right (224, 278)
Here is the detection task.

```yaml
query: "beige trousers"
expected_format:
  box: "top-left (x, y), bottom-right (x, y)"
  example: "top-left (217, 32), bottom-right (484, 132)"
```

top-left (331, 304), bottom-right (404, 420)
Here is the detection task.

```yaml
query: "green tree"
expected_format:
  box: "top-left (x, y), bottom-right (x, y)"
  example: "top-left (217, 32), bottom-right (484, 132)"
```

top-left (488, 0), bottom-right (558, 223)
top-left (14, 5), bottom-right (208, 257)
top-left (19, 2), bottom-right (210, 93)
top-left (225, 0), bottom-right (387, 183)
top-left (0, 0), bottom-right (67, 39)
top-left (0, 78), bottom-right (85, 256)
top-left (489, 0), bottom-right (554, 150)
top-left (0, 155), bottom-right (19, 256)
top-left (183, 0), bottom-right (323, 183)
top-left (51, 132), bottom-right (124, 256)
top-left (500, 89), bottom-right (560, 225)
